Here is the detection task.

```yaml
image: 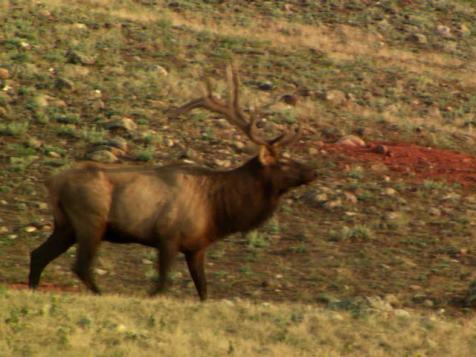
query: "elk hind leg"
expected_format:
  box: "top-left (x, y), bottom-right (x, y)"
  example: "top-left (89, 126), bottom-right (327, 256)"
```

top-left (29, 225), bottom-right (75, 289)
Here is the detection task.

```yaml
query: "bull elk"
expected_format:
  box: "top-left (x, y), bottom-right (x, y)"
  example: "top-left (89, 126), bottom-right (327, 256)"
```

top-left (29, 65), bottom-right (317, 300)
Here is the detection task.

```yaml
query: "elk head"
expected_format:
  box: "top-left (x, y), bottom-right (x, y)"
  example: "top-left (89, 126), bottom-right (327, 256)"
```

top-left (171, 64), bottom-right (317, 195)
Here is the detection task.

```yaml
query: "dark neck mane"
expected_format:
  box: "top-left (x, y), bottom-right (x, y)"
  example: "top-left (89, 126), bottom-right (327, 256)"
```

top-left (206, 157), bottom-right (279, 238)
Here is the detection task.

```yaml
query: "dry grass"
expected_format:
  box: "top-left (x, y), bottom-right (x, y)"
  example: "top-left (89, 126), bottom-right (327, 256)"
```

top-left (1, 288), bottom-right (476, 357)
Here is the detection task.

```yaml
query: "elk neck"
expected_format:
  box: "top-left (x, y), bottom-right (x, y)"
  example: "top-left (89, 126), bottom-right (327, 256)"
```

top-left (204, 156), bottom-right (280, 238)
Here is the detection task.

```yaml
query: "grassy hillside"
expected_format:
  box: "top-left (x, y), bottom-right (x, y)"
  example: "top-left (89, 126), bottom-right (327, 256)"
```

top-left (1, 288), bottom-right (476, 357)
top-left (1, 0), bottom-right (476, 341)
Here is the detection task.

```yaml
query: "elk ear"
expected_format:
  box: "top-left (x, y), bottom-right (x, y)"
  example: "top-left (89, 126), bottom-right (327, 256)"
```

top-left (258, 146), bottom-right (277, 166)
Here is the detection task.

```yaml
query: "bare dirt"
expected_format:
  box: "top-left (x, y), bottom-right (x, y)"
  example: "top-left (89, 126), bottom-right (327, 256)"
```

top-left (324, 141), bottom-right (476, 187)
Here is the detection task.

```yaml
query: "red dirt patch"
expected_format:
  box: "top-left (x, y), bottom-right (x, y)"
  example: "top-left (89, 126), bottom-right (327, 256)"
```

top-left (323, 141), bottom-right (476, 186)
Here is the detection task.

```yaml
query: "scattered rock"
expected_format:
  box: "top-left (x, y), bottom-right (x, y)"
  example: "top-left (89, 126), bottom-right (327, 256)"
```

top-left (72, 23), bottom-right (88, 30)
top-left (179, 148), bottom-right (201, 162)
top-left (423, 299), bottom-right (434, 308)
top-left (301, 190), bottom-right (328, 206)
top-left (0, 226), bottom-right (8, 234)
top-left (384, 294), bottom-right (400, 307)
top-left (435, 25), bottom-right (452, 39)
top-left (257, 81), bottom-right (274, 91)
top-left (383, 188), bottom-right (397, 196)
top-left (321, 127), bottom-right (344, 141)
top-left (106, 137), bottom-right (128, 152)
top-left (407, 33), bottom-right (428, 44)
top-left (280, 94), bottom-right (298, 106)
top-left (394, 309), bottom-right (411, 318)
top-left (33, 94), bottom-right (49, 108)
top-left (429, 207), bottom-right (441, 216)
top-left (458, 23), bottom-right (471, 37)
top-left (47, 151), bottom-right (61, 158)
top-left (308, 147), bottom-right (319, 156)
top-left (105, 117), bottom-right (137, 133)
top-left (214, 159), bottom-right (231, 167)
top-left (24, 226), bottom-right (37, 233)
top-left (336, 135), bottom-right (366, 148)
top-left (95, 268), bottom-right (108, 276)
top-left (343, 192), bottom-right (358, 204)
top-left (325, 89), bottom-right (346, 106)
top-left (385, 211), bottom-right (404, 223)
top-left (66, 50), bottom-right (96, 65)
top-left (324, 199), bottom-right (342, 210)
top-left (26, 137), bottom-right (43, 149)
top-left (87, 150), bottom-right (119, 163)
top-left (0, 68), bottom-right (10, 80)
top-left (155, 65), bottom-right (168, 76)
top-left (55, 77), bottom-right (74, 90)
top-left (373, 144), bottom-right (389, 155)
top-left (0, 107), bottom-right (8, 118)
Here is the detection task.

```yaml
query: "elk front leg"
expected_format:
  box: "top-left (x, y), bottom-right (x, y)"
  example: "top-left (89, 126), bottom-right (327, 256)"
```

top-left (150, 242), bottom-right (178, 296)
top-left (185, 249), bottom-right (207, 301)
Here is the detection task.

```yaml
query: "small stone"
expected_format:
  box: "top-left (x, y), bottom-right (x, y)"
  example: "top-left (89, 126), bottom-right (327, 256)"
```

top-left (234, 141), bottom-right (245, 151)
top-left (214, 159), bottom-right (231, 167)
top-left (429, 207), bottom-right (441, 216)
top-left (105, 117), bottom-right (137, 132)
top-left (423, 299), bottom-right (434, 308)
top-left (442, 193), bottom-right (460, 201)
top-left (114, 324), bottom-right (129, 333)
top-left (436, 25), bottom-right (452, 39)
top-left (258, 81), bottom-right (274, 91)
top-left (164, 138), bottom-right (175, 147)
top-left (155, 65), bottom-right (168, 76)
top-left (0, 107), bottom-right (8, 118)
top-left (95, 268), bottom-right (108, 276)
top-left (325, 89), bottom-right (346, 106)
top-left (72, 23), bottom-right (88, 30)
top-left (179, 148), bottom-right (200, 162)
top-left (374, 144), bottom-right (389, 155)
top-left (0, 226), bottom-right (8, 234)
top-left (35, 202), bottom-right (49, 210)
top-left (343, 192), bottom-right (358, 204)
top-left (87, 150), bottom-right (118, 163)
top-left (324, 199), bottom-right (342, 209)
top-left (384, 294), bottom-right (400, 307)
top-left (66, 50), bottom-right (96, 65)
top-left (0, 68), bottom-right (10, 80)
top-left (308, 147), bottom-right (319, 155)
top-left (106, 137), bottom-right (128, 151)
top-left (142, 259), bottom-right (153, 265)
top-left (458, 23), bottom-right (471, 37)
top-left (385, 211), bottom-right (404, 222)
top-left (383, 188), bottom-right (397, 196)
top-left (407, 33), bottom-right (428, 44)
top-left (33, 94), bottom-right (49, 108)
top-left (47, 151), bottom-right (61, 158)
top-left (24, 226), bottom-right (37, 233)
top-left (337, 135), bottom-right (366, 148)
top-left (394, 309), bottom-right (410, 318)
top-left (55, 77), bottom-right (74, 90)
top-left (8, 234), bottom-right (18, 240)
top-left (301, 190), bottom-right (328, 206)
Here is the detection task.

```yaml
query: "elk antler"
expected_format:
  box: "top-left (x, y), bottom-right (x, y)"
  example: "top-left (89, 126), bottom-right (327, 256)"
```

top-left (171, 64), bottom-right (300, 148)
